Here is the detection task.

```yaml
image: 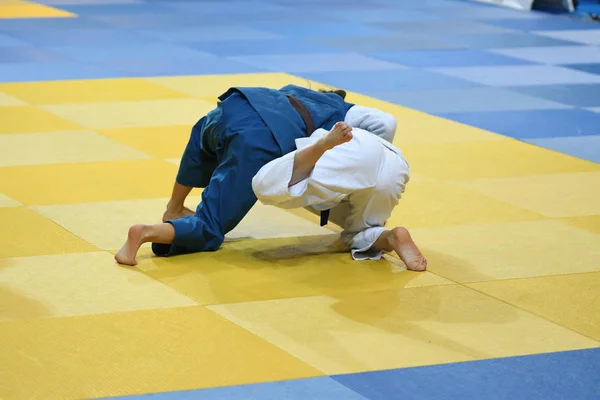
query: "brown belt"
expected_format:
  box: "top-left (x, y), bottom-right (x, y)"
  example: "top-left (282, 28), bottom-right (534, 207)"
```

top-left (286, 94), bottom-right (330, 226)
top-left (286, 94), bottom-right (315, 136)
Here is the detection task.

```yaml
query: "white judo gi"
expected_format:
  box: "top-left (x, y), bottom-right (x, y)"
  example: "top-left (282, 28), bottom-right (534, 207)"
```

top-left (252, 106), bottom-right (410, 261)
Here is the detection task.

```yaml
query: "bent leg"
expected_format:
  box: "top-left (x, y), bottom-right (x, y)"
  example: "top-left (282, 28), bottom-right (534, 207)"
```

top-left (340, 143), bottom-right (424, 268)
top-left (153, 119), bottom-right (282, 257)
top-left (365, 152), bottom-right (426, 270)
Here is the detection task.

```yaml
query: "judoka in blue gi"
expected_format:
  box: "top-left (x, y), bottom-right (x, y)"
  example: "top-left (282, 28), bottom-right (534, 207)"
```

top-left (115, 84), bottom-right (354, 266)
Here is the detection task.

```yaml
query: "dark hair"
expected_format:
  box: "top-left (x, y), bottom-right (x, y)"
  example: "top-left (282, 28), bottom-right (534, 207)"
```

top-left (318, 88), bottom-right (347, 99)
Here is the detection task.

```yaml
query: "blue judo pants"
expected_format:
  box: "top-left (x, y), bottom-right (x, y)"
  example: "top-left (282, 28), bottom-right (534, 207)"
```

top-left (152, 92), bottom-right (290, 257)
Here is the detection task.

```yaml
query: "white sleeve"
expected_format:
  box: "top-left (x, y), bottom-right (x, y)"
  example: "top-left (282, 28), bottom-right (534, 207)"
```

top-left (252, 134), bottom-right (379, 210)
top-left (251, 151), bottom-right (311, 209)
top-left (344, 105), bottom-right (397, 143)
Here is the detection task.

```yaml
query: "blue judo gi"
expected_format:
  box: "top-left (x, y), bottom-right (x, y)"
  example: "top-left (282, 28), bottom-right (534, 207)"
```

top-left (152, 85), bottom-right (354, 257)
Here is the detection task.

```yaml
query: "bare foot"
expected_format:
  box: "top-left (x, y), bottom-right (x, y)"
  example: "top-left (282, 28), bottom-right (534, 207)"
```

top-left (388, 227), bottom-right (427, 271)
top-left (115, 224), bottom-right (147, 266)
top-left (162, 206), bottom-right (194, 223)
top-left (319, 121), bottom-right (353, 150)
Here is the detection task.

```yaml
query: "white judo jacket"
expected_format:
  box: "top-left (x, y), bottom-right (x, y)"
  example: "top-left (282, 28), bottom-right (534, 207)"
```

top-left (252, 105), bottom-right (410, 260)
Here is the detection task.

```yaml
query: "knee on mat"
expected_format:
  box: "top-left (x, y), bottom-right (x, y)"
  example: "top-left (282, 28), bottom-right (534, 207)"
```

top-left (196, 229), bottom-right (225, 252)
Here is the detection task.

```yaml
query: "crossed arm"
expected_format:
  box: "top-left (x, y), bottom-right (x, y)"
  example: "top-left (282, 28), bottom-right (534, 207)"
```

top-left (286, 105), bottom-right (397, 188)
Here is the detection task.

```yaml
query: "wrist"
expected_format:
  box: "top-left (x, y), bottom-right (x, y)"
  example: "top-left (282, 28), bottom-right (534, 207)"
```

top-left (315, 137), bottom-right (333, 152)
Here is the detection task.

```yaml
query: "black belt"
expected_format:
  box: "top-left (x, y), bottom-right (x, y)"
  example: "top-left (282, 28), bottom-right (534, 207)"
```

top-left (319, 209), bottom-right (330, 227)
top-left (286, 94), bottom-right (329, 226)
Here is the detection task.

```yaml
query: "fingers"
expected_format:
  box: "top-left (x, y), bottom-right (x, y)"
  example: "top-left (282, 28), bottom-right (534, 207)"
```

top-left (334, 122), bottom-right (352, 143)
top-left (329, 121), bottom-right (353, 145)
top-left (334, 121), bottom-right (351, 130)
top-left (334, 122), bottom-right (351, 133)
top-left (343, 130), bottom-right (353, 142)
top-left (342, 123), bottom-right (352, 139)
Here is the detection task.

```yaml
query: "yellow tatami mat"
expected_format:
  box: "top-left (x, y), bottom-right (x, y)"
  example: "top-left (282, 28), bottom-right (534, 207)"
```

top-left (0, 72), bottom-right (598, 399)
top-left (0, 0), bottom-right (74, 19)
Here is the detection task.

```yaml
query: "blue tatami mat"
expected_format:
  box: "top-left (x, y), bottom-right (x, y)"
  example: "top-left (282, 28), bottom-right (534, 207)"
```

top-left (509, 83), bottom-right (600, 107)
top-left (334, 348), bottom-right (600, 400)
top-left (526, 135), bottom-right (600, 163)
top-left (371, 87), bottom-right (570, 114)
top-left (366, 49), bottom-right (536, 67)
top-left (104, 349), bottom-right (600, 400)
top-left (439, 108), bottom-right (600, 140)
top-left (101, 378), bottom-right (369, 400)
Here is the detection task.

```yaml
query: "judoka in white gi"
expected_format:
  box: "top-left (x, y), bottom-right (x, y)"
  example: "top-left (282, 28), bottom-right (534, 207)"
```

top-left (252, 106), bottom-right (427, 271)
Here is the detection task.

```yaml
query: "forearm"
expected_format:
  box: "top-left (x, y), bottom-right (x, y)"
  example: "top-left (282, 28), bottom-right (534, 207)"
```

top-left (167, 181), bottom-right (193, 210)
top-left (288, 141), bottom-right (329, 187)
